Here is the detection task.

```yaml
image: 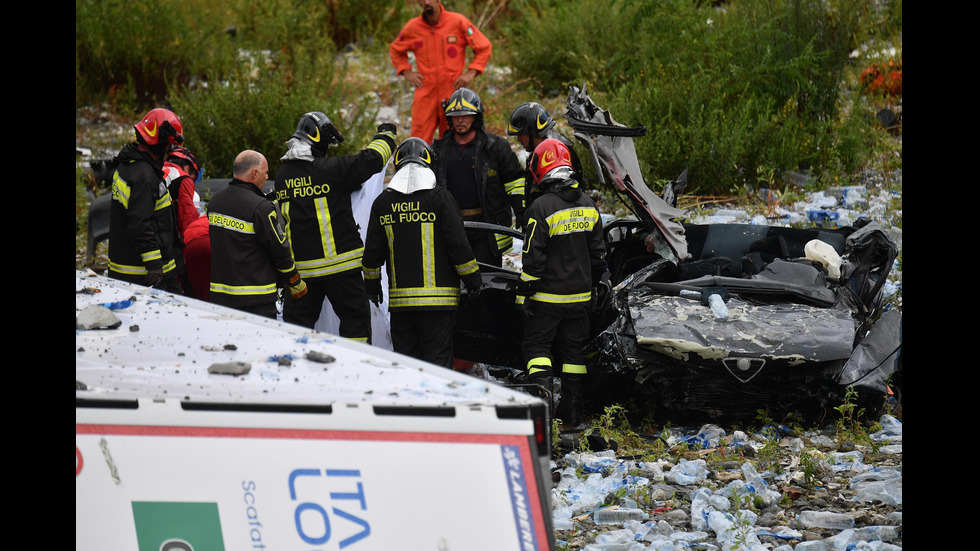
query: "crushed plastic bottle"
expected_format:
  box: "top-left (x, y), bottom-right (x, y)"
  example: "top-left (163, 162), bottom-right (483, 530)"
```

top-left (665, 459), bottom-right (708, 485)
top-left (805, 208), bottom-right (841, 227)
top-left (581, 543), bottom-right (646, 551)
top-left (595, 529), bottom-right (637, 544)
top-left (853, 478), bottom-right (903, 506)
top-left (832, 525), bottom-right (902, 547)
top-left (797, 510), bottom-right (855, 530)
top-left (793, 539), bottom-right (833, 551)
top-left (741, 462), bottom-right (781, 505)
top-left (594, 507), bottom-right (648, 525)
top-left (707, 293), bottom-right (729, 319)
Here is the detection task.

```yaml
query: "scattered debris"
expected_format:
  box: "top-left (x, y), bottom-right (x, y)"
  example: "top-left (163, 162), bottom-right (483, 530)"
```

top-left (207, 361), bottom-right (251, 375)
top-left (76, 305), bottom-right (121, 330)
top-left (305, 351), bottom-right (336, 363)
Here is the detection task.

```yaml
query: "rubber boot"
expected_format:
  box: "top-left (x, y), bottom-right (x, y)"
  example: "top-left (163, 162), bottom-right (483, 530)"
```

top-left (556, 373), bottom-right (586, 427)
top-left (528, 369), bottom-right (556, 415)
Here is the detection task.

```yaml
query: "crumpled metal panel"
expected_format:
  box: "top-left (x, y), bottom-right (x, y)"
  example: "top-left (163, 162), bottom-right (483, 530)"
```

top-left (564, 84), bottom-right (690, 262)
top-left (627, 289), bottom-right (855, 364)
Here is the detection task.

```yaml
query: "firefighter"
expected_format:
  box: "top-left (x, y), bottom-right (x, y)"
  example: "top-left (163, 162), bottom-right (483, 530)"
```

top-left (207, 150), bottom-right (307, 319)
top-left (274, 112), bottom-right (397, 342)
top-left (506, 101), bottom-right (586, 218)
top-left (389, 0), bottom-right (492, 143)
top-left (362, 137), bottom-right (482, 368)
top-left (517, 138), bottom-right (607, 426)
top-left (107, 108), bottom-right (185, 293)
top-left (432, 87), bottom-right (525, 267)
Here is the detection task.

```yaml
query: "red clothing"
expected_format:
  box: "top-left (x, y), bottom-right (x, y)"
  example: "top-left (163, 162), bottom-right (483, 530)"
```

top-left (164, 162), bottom-right (199, 236)
top-left (181, 215), bottom-right (211, 301)
top-left (390, 5), bottom-right (492, 143)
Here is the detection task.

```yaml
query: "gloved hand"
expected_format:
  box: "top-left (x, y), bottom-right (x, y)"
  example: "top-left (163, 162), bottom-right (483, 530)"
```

top-left (377, 123), bottom-right (397, 135)
top-left (145, 268), bottom-right (163, 287)
top-left (516, 302), bottom-right (533, 320)
top-left (368, 293), bottom-right (383, 307)
top-left (515, 279), bottom-right (537, 297)
top-left (287, 273), bottom-right (308, 300)
top-left (463, 275), bottom-right (482, 300)
top-left (464, 284), bottom-right (481, 301)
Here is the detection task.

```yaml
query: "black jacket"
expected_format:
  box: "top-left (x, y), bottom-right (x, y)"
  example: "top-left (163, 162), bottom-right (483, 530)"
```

top-left (432, 129), bottom-right (525, 234)
top-left (518, 180), bottom-right (606, 313)
top-left (208, 179), bottom-right (299, 308)
top-left (363, 184), bottom-right (480, 310)
top-left (107, 144), bottom-right (180, 281)
top-left (274, 132), bottom-right (395, 280)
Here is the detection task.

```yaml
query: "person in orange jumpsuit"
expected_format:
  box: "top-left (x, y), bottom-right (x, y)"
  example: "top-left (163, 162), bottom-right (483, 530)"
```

top-left (389, 0), bottom-right (492, 143)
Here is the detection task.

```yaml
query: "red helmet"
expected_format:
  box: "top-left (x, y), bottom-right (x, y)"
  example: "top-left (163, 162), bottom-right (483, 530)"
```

top-left (529, 138), bottom-right (573, 185)
top-left (134, 108), bottom-right (184, 147)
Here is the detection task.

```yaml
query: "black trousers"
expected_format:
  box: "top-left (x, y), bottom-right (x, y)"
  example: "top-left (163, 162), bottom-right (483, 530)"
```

top-left (521, 301), bottom-right (590, 373)
top-left (283, 270), bottom-right (371, 342)
top-left (389, 309), bottom-right (457, 369)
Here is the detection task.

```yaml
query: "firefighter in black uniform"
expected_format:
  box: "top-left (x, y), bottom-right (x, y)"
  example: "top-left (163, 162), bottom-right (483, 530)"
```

top-left (107, 108), bottom-right (185, 293)
top-left (208, 150), bottom-right (307, 319)
top-left (274, 112), bottom-right (397, 342)
top-left (506, 101), bottom-right (585, 220)
top-left (517, 139), bottom-right (606, 426)
top-left (362, 138), bottom-right (482, 368)
top-left (432, 88), bottom-right (525, 267)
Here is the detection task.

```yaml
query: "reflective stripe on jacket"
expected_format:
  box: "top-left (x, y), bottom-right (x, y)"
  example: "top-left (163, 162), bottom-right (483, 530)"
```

top-left (107, 144), bottom-right (179, 277)
top-left (208, 179), bottom-right (298, 307)
top-left (274, 134), bottom-right (395, 280)
top-left (518, 182), bottom-right (605, 308)
top-left (363, 185), bottom-right (480, 310)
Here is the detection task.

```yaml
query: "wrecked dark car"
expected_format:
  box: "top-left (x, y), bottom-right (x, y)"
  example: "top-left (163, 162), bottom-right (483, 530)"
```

top-left (455, 85), bottom-right (902, 424)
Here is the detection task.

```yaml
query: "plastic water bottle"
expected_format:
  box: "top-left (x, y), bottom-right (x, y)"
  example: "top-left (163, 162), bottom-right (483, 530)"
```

top-left (833, 525), bottom-right (902, 547)
top-left (853, 479), bottom-right (903, 506)
top-left (797, 510), bottom-right (855, 530)
top-left (707, 293), bottom-right (729, 319)
top-left (794, 540), bottom-right (833, 551)
top-left (594, 507), bottom-right (647, 525)
top-left (805, 208), bottom-right (841, 227)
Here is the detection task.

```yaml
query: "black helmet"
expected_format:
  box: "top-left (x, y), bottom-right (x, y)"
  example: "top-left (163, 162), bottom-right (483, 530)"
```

top-left (507, 102), bottom-right (555, 137)
top-left (394, 137), bottom-right (435, 170)
top-left (444, 88), bottom-right (483, 129)
top-left (292, 111), bottom-right (344, 155)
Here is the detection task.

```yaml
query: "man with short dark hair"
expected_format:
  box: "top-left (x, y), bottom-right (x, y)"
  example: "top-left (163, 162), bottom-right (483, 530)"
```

top-left (208, 150), bottom-right (306, 319)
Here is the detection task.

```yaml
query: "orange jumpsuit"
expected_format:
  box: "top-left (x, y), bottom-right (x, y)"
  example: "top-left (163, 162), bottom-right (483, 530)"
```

top-left (390, 6), bottom-right (492, 143)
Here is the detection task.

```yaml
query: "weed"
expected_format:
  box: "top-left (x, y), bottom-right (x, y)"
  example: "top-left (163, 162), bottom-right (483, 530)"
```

top-left (578, 404), bottom-right (644, 454)
top-left (800, 452), bottom-right (819, 494)
top-left (728, 489), bottom-right (757, 549)
top-left (552, 417), bottom-right (563, 451)
top-left (834, 385), bottom-right (871, 446)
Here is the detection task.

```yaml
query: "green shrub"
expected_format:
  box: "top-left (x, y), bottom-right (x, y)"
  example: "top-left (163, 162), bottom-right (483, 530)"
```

top-left (165, 0), bottom-right (395, 179)
top-left (168, 61), bottom-right (380, 180)
top-left (75, 0), bottom-right (237, 110)
top-left (504, 0), bottom-right (890, 195)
